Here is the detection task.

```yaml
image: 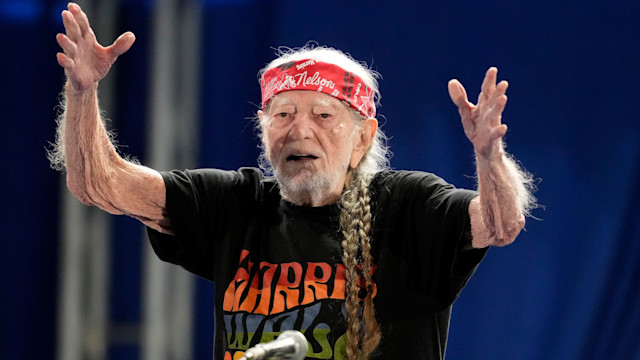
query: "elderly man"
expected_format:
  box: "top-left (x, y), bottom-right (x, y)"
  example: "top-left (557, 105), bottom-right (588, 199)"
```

top-left (52, 3), bottom-right (535, 360)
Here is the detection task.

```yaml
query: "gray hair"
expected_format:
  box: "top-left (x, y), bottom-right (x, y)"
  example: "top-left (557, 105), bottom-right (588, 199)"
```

top-left (255, 44), bottom-right (391, 177)
top-left (256, 44), bottom-right (392, 359)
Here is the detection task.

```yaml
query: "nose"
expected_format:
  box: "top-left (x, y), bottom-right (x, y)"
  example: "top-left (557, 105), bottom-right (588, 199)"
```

top-left (286, 112), bottom-right (315, 140)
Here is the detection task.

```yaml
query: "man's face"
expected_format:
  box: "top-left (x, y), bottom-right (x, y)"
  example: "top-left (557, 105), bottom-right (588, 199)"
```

top-left (259, 90), bottom-right (364, 206)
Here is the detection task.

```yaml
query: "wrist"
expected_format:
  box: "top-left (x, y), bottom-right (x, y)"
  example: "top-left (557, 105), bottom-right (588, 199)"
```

top-left (65, 80), bottom-right (98, 98)
top-left (474, 141), bottom-right (504, 164)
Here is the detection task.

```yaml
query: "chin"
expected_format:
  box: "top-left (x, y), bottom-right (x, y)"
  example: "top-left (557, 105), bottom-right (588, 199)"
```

top-left (270, 155), bottom-right (350, 205)
top-left (274, 168), bottom-right (336, 206)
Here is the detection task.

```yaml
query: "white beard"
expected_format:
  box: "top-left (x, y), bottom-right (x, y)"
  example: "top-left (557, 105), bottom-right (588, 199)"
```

top-left (272, 154), bottom-right (350, 206)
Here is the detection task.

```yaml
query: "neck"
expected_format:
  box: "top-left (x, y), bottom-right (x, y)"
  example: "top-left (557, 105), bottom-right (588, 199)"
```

top-left (280, 185), bottom-right (343, 207)
top-left (278, 170), bottom-right (349, 207)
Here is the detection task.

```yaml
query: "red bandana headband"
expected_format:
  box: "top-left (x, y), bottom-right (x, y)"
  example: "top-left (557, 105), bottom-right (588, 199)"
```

top-left (261, 59), bottom-right (376, 118)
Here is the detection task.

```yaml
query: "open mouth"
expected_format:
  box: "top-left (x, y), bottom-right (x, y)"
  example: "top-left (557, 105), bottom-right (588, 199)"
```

top-left (287, 154), bottom-right (319, 161)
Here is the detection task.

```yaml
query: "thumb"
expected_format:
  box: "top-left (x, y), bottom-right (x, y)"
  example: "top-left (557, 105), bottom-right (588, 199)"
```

top-left (448, 79), bottom-right (471, 110)
top-left (108, 31), bottom-right (136, 57)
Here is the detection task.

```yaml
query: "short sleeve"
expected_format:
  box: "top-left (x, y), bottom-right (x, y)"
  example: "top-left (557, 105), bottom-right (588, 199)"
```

top-left (372, 171), bottom-right (488, 311)
top-left (147, 167), bottom-right (266, 280)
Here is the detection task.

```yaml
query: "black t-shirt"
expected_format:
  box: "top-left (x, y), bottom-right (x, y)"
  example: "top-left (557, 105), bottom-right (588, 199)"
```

top-left (147, 167), bottom-right (487, 360)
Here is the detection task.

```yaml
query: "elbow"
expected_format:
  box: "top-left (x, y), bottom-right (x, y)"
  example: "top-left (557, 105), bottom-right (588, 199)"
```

top-left (469, 198), bottom-right (526, 248)
top-left (65, 164), bottom-right (131, 216)
top-left (66, 173), bottom-right (95, 206)
top-left (494, 213), bottom-right (526, 247)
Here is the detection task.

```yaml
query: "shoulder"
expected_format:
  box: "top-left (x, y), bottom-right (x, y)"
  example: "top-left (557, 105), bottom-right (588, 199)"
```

top-left (371, 170), bottom-right (476, 214)
top-left (159, 167), bottom-right (280, 202)
top-left (160, 167), bottom-right (262, 184)
top-left (160, 167), bottom-right (275, 189)
top-left (372, 170), bottom-right (455, 196)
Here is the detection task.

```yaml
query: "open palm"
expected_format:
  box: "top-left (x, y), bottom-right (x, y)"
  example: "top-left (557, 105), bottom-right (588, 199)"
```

top-left (56, 3), bottom-right (135, 91)
top-left (448, 67), bottom-right (509, 160)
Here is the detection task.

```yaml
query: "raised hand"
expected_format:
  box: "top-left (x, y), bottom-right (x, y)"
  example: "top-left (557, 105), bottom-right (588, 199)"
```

top-left (56, 2), bottom-right (135, 92)
top-left (448, 67), bottom-right (509, 160)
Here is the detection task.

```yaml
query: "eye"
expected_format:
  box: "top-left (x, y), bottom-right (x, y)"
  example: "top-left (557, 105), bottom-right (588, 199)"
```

top-left (314, 112), bottom-right (339, 129)
top-left (268, 111), bottom-right (293, 127)
top-left (272, 112), bottom-right (293, 121)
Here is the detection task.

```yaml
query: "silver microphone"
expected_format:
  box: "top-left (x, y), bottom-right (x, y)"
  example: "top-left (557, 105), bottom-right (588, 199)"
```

top-left (240, 330), bottom-right (308, 360)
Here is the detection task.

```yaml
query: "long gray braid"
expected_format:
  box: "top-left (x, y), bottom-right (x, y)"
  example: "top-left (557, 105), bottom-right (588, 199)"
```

top-left (340, 168), bottom-right (381, 360)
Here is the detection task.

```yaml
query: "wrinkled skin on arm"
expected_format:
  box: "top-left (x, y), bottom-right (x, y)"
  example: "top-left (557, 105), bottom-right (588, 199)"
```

top-left (449, 68), bottom-right (535, 248)
top-left (55, 3), bottom-right (171, 233)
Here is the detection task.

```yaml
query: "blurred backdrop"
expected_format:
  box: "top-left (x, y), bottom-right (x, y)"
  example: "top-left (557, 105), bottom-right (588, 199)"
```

top-left (1, 0), bottom-right (639, 359)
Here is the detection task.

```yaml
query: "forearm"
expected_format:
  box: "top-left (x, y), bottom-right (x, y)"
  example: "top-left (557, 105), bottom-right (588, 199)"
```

top-left (59, 82), bottom-right (167, 231)
top-left (62, 81), bottom-right (119, 210)
top-left (471, 143), bottom-right (534, 248)
top-left (50, 4), bottom-right (170, 230)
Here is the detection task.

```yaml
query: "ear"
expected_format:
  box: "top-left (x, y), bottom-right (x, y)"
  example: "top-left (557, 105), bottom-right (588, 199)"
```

top-left (257, 110), bottom-right (271, 161)
top-left (349, 118), bottom-right (378, 169)
top-left (258, 110), bottom-right (268, 136)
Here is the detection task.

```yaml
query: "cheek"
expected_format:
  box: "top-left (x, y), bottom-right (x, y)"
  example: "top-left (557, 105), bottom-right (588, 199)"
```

top-left (330, 121), bottom-right (347, 135)
top-left (326, 122), bottom-right (354, 150)
top-left (325, 125), bottom-right (357, 162)
top-left (263, 128), bottom-right (287, 160)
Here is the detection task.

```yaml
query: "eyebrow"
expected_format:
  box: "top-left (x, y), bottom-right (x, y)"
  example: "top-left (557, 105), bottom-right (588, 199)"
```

top-left (312, 97), bottom-right (337, 108)
top-left (269, 97), bottom-right (295, 107)
top-left (268, 95), bottom-right (341, 110)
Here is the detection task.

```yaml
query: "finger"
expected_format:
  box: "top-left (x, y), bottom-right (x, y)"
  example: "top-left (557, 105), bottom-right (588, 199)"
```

top-left (57, 52), bottom-right (75, 69)
top-left (480, 67), bottom-right (498, 99)
top-left (448, 79), bottom-right (472, 109)
top-left (490, 124), bottom-right (508, 141)
top-left (491, 94), bottom-right (508, 117)
top-left (485, 94), bottom-right (508, 126)
top-left (56, 33), bottom-right (77, 58)
top-left (107, 32), bottom-right (136, 57)
top-left (61, 10), bottom-right (81, 42)
top-left (68, 2), bottom-right (90, 36)
top-left (489, 80), bottom-right (508, 104)
top-left (496, 79), bottom-right (508, 94)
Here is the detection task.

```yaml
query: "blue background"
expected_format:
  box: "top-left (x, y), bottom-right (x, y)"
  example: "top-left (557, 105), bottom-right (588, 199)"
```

top-left (1, 0), bottom-right (639, 359)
